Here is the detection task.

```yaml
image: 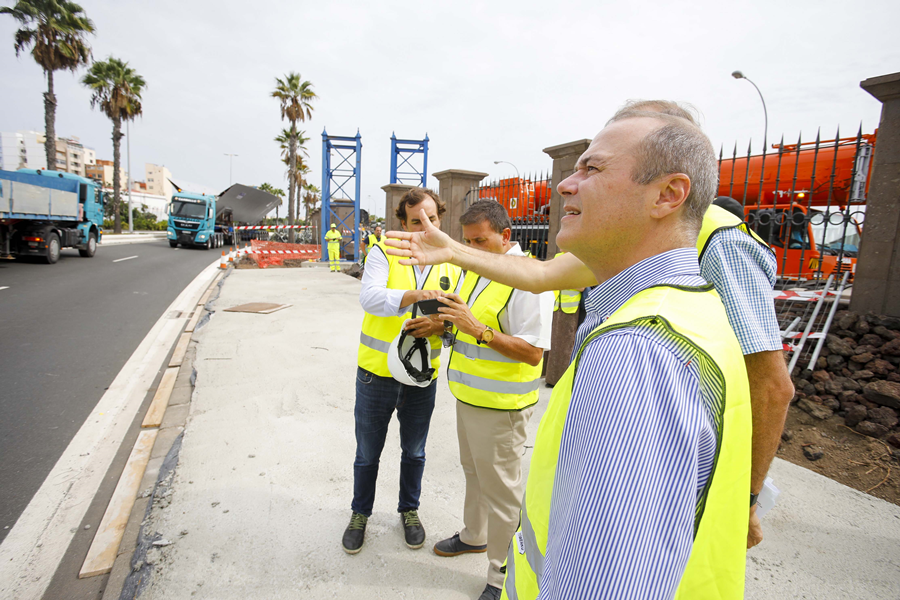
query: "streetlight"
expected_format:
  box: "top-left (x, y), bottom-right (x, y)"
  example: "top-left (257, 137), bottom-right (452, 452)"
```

top-left (493, 160), bottom-right (520, 181)
top-left (224, 153), bottom-right (238, 186)
top-left (732, 70), bottom-right (768, 144)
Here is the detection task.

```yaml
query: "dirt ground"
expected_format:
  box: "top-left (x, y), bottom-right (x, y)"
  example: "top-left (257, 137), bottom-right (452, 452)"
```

top-left (777, 405), bottom-right (900, 505)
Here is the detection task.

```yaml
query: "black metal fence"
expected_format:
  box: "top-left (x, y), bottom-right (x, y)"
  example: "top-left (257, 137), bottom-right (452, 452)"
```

top-left (718, 127), bottom-right (873, 283)
top-left (466, 172), bottom-right (553, 259)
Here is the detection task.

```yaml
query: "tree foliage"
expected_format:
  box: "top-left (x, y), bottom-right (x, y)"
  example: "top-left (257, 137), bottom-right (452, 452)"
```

top-left (82, 57), bottom-right (145, 234)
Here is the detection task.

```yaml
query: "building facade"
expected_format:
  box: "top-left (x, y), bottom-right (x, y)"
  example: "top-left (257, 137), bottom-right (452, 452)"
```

top-left (145, 163), bottom-right (173, 198)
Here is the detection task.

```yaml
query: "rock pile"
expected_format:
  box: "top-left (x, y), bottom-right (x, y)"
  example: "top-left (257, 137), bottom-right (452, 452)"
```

top-left (791, 310), bottom-right (900, 449)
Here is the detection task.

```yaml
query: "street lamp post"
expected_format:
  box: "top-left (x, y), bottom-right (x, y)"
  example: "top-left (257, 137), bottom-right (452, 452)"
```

top-left (224, 153), bottom-right (238, 186)
top-left (493, 160), bottom-right (520, 181)
top-left (732, 70), bottom-right (768, 144)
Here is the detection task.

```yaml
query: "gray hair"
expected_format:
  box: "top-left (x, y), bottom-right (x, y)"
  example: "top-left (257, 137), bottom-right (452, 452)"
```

top-left (607, 100), bottom-right (717, 234)
top-left (459, 199), bottom-right (511, 234)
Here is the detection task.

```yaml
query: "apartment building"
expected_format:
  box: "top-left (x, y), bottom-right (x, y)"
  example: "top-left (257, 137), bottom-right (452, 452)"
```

top-left (145, 163), bottom-right (173, 198)
top-left (0, 131), bottom-right (47, 171)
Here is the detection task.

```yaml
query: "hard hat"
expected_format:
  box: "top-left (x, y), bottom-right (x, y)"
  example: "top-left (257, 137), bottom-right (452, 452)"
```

top-left (330, 223), bottom-right (336, 227)
top-left (387, 320), bottom-right (435, 387)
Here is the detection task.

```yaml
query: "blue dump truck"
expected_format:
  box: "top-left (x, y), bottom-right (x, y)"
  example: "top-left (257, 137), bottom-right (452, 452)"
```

top-left (167, 184), bottom-right (281, 250)
top-left (166, 191), bottom-right (228, 249)
top-left (0, 169), bottom-right (104, 264)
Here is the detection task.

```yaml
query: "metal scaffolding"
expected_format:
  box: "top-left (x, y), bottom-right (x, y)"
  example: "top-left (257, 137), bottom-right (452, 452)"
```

top-left (390, 133), bottom-right (429, 187)
top-left (320, 129), bottom-right (362, 262)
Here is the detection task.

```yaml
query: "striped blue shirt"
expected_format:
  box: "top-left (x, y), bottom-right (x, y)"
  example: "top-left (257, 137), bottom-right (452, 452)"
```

top-left (539, 248), bottom-right (718, 600)
top-left (701, 227), bottom-right (781, 355)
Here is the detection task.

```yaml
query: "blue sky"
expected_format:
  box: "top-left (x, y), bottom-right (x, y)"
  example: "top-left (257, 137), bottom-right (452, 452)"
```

top-left (2, 0), bottom-right (897, 217)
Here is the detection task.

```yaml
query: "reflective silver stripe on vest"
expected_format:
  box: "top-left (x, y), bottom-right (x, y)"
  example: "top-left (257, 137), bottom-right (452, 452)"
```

top-left (359, 332), bottom-right (390, 353)
top-left (521, 496), bottom-right (545, 578)
top-left (362, 332), bottom-right (440, 361)
top-left (560, 301), bottom-right (580, 309)
top-left (453, 339), bottom-right (519, 363)
top-left (505, 542), bottom-right (519, 600)
top-left (447, 369), bottom-right (541, 395)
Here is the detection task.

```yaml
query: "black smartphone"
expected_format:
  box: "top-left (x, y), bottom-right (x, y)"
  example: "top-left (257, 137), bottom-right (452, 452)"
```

top-left (416, 298), bottom-right (443, 315)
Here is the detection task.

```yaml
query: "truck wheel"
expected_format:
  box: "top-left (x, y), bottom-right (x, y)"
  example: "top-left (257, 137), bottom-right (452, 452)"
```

top-left (169, 240), bottom-right (178, 248)
top-left (79, 231), bottom-right (98, 257)
top-left (45, 232), bottom-right (61, 264)
top-left (204, 239), bottom-right (211, 250)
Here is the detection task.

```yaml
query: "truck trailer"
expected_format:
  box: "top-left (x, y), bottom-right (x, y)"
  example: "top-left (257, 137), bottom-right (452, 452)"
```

top-left (0, 169), bottom-right (104, 264)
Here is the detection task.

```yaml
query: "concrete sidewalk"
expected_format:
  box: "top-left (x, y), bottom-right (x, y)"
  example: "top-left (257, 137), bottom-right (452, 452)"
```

top-left (134, 268), bottom-right (900, 600)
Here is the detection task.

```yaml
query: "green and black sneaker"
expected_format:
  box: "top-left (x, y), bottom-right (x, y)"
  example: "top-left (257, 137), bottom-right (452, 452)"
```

top-left (401, 509), bottom-right (425, 549)
top-left (342, 512), bottom-right (368, 554)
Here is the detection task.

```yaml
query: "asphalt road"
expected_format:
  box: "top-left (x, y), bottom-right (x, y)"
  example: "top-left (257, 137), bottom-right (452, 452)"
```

top-left (0, 239), bottom-right (218, 543)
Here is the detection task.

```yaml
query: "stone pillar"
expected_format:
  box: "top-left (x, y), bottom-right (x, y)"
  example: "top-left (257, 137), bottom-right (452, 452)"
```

top-left (433, 169), bottom-right (489, 242)
top-left (543, 139), bottom-right (591, 256)
top-left (381, 183), bottom-right (416, 235)
top-left (851, 72), bottom-right (900, 317)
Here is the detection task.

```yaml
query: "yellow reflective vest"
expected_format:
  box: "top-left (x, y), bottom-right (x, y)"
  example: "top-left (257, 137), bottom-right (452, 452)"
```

top-left (325, 228), bottom-right (342, 244)
top-left (358, 247), bottom-right (461, 378)
top-left (363, 233), bottom-right (384, 264)
top-left (447, 274), bottom-right (543, 411)
top-left (502, 283), bottom-right (752, 600)
top-left (697, 204), bottom-right (773, 261)
top-left (551, 252), bottom-right (582, 314)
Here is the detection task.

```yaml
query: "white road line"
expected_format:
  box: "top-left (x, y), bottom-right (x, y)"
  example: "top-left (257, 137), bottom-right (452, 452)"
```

top-left (0, 257), bottom-right (221, 600)
top-left (113, 255), bottom-right (139, 263)
top-left (0, 286), bottom-right (9, 291)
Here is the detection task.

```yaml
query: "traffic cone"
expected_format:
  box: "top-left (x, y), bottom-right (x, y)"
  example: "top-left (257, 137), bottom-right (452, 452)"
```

top-left (219, 250), bottom-right (227, 269)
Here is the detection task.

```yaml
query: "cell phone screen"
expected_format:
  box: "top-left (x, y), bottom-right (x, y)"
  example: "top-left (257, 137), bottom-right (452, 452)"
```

top-left (416, 299), bottom-right (443, 315)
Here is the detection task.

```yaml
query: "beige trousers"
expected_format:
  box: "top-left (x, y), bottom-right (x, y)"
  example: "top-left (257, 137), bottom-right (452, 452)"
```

top-left (456, 400), bottom-right (535, 589)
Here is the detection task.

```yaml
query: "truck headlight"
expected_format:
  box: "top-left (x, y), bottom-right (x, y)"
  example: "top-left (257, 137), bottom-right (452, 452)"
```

top-left (167, 230), bottom-right (175, 238)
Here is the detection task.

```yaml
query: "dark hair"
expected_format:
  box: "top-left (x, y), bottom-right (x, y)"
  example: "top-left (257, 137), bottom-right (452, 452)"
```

top-left (713, 196), bottom-right (746, 220)
top-left (395, 188), bottom-right (445, 223)
top-left (459, 199), bottom-right (511, 233)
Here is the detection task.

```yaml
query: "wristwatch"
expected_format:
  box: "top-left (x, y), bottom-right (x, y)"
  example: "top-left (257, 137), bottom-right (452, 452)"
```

top-left (750, 492), bottom-right (759, 507)
top-left (478, 326), bottom-right (495, 345)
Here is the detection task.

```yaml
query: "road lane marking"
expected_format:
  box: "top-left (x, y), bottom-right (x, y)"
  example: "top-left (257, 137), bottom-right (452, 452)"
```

top-left (113, 255), bottom-right (138, 263)
top-left (0, 286), bottom-right (9, 291)
top-left (0, 257), bottom-right (221, 600)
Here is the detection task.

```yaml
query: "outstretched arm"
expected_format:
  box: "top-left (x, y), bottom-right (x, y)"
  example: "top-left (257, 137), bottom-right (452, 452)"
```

top-left (385, 208), bottom-right (599, 294)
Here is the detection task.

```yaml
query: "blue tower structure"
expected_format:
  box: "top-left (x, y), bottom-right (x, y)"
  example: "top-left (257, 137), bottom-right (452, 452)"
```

top-left (389, 133), bottom-right (429, 187)
top-left (320, 129), bottom-right (362, 262)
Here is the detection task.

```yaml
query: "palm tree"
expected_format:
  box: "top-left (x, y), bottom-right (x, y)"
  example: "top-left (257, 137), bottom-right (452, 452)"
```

top-left (258, 182), bottom-right (285, 223)
top-left (302, 182), bottom-right (321, 224)
top-left (2, 0), bottom-right (95, 170)
top-left (275, 127), bottom-right (309, 223)
top-left (81, 57), bottom-right (145, 234)
top-left (271, 72), bottom-right (316, 242)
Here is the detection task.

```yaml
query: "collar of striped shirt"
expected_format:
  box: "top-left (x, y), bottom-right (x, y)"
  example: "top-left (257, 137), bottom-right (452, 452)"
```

top-left (584, 247), bottom-right (704, 322)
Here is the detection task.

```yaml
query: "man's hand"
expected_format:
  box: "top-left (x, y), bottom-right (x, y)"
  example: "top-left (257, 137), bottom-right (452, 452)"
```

top-left (400, 288), bottom-right (444, 310)
top-left (747, 504), bottom-right (763, 549)
top-left (437, 294), bottom-right (485, 340)
top-left (385, 208), bottom-right (455, 266)
top-left (404, 316), bottom-right (444, 338)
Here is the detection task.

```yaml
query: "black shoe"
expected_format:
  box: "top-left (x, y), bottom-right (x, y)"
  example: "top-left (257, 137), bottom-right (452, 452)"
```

top-left (478, 584), bottom-right (501, 600)
top-left (401, 510), bottom-right (425, 549)
top-left (433, 532), bottom-right (488, 557)
top-left (342, 512), bottom-right (368, 554)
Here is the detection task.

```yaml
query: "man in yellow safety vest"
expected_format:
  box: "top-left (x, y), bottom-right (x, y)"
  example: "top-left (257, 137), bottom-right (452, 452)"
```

top-left (343, 188), bottom-right (462, 555)
top-left (325, 223), bottom-right (342, 272)
top-left (431, 200), bottom-right (553, 600)
top-left (386, 104), bottom-right (760, 598)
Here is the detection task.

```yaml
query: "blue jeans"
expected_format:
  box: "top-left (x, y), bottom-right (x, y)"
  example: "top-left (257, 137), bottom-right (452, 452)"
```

top-left (352, 367), bottom-right (436, 517)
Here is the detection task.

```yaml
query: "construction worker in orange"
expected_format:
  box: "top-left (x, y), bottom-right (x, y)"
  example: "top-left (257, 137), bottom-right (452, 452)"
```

top-left (325, 222), bottom-right (342, 272)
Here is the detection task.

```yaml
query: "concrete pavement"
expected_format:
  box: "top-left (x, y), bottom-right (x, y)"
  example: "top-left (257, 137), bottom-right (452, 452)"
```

top-left (130, 268), bottom-right (900, 599)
